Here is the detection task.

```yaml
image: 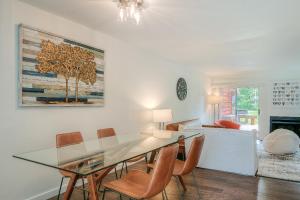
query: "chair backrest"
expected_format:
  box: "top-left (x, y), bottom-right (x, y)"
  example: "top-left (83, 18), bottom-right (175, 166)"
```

top-left (97, 128), bottom-right (116, 138)
top-left (181, 135), bottom-right (205, 175)
top-left (56, 132), bottom-right (83, 148)
top-left (166, 119), bottom-right (199, 131)
top-left (214, 120), bottom-right (240, 130)
top-left (143, 144), bottom-right (179, 198)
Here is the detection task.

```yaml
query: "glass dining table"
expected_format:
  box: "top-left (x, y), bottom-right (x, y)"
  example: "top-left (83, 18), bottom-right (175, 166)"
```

top-left (13, 130), bottom-right (201, 200)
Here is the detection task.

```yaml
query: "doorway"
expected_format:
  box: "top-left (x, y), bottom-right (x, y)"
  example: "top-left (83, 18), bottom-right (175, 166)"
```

top-left (220, 87), bottom-right (260, 131)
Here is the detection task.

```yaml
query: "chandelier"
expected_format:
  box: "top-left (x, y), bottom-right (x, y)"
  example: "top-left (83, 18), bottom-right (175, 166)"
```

top-left (118, 0), bottom-right (143, 25)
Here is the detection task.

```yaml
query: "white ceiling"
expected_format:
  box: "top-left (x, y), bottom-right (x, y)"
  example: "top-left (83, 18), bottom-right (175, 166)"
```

top-left (21, 0), bottom-right (300, 76)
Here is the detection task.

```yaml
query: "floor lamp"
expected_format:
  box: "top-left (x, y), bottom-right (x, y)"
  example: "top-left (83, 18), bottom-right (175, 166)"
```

top-left (207, 95), bottom-right (222, 123)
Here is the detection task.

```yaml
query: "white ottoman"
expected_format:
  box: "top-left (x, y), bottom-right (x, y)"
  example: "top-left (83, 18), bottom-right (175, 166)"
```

top-left (263, 129), bottom-right (300, 154)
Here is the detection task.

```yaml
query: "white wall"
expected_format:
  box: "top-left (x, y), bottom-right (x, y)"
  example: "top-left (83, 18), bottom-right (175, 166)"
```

top-left (0, 1), bottom-right (209, 199)
top-left (211, 69), bottom-right (300, 139)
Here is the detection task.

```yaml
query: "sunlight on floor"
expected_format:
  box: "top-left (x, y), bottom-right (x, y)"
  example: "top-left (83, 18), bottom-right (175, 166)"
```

top-left (240, 124), bottom-right (258, 131)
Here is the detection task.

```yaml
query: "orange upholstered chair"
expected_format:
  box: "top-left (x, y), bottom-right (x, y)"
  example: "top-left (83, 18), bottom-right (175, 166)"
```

top-left (97, 128), bottom-right (147, 178)
top-left (56, 132), bottom-right (86, 200)
top-left (102, 144), bottom-right (179, 200)
top-left (147, 136), bottom-right (205, 192)
top-left (214, 120), bottom-right (241, 130)
top-left (56, 131), bottom-right (117, 200)
top-left (97, 128), bottom-right (116, 138)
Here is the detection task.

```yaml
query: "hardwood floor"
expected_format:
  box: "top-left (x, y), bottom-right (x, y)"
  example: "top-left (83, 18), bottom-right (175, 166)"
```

top-left (51, 162), bottom-right (300, 200)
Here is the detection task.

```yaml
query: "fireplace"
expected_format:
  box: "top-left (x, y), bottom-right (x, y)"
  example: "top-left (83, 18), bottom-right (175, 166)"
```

top-left (270, 116), bottom-right (300, 137)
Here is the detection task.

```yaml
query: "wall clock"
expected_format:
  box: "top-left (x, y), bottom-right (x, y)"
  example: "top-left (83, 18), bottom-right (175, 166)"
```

top-left (176, 78), bottom-right (187, 101)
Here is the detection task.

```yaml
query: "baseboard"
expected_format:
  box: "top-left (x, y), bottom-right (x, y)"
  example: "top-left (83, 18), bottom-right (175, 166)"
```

top-left (24, 161), bottom-right (139, 200)
top-left (24, 184), bottom-right (68, 200)
top-left (196, 166), bottom-right (256, 177)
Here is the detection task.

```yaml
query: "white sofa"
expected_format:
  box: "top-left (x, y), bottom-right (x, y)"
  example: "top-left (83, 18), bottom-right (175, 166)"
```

top-left (184, 128), bottom-right (257, 176)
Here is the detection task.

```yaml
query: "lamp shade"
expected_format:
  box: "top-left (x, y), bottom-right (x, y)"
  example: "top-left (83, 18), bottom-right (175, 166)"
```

top-left (153, 109), bottom-right (173, 123)
top-left (207, 95), bottom-right (222, 104)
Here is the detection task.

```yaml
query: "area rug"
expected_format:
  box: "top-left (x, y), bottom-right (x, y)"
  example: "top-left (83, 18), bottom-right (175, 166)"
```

top-left (257, 141), bottom-right (300, 182)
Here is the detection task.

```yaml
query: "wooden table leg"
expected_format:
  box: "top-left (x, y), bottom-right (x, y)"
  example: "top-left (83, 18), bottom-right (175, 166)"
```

top-left (147, 150), bottom-right (157, 173)
top-left (63, 174), bottom-right (78, 200)
top-left (149, 150), bottom-right (157, 164)
top-left (87, 174), bottom-right (99, 200)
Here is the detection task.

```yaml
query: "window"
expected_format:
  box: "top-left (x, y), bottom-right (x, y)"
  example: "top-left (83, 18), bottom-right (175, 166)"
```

top-left (219, 87), bottom-right (259, 131)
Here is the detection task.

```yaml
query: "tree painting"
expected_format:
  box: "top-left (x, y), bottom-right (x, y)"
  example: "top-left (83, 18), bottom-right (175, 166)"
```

top-left (73, 46), bottom-right (96, 102)
top-left (36, 40), bottom-right (97, 103)
top-left (20, 25), bottom-right (104, 107)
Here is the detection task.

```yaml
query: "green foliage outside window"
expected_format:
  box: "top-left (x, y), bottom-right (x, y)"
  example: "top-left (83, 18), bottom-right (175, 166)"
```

top-left (236, 88), bottom-right (259, 111)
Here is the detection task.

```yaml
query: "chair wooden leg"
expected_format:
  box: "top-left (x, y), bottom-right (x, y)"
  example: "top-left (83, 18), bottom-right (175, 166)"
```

top-left (63, 174), bottom-right (79, 200)
top-left (57, 177), bottom-right (64, 200)
top-left (178, 176), bottom-right (187, 191)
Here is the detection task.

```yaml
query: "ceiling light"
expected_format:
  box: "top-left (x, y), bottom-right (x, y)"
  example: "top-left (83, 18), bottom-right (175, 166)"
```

top-left (117, 0), bottom-right (144, 25)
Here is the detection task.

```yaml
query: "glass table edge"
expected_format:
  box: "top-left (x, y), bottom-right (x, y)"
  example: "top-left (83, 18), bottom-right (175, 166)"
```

top-left (13, 131), bottom-right (202, 176)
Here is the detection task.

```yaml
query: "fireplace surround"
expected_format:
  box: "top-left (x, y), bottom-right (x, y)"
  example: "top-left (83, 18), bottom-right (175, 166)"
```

top-left (270, 116), bottom-right (300, 137)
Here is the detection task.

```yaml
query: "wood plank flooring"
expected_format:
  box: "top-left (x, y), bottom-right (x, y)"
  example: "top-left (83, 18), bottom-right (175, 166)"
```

top-left (50, 162), bottom-right (300, 200)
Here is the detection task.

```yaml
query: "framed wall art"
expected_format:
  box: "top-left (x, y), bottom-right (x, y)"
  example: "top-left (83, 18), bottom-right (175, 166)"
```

top-left (272, 80), bottom-right (300, 107)
top-left (18, 24), bottom-right (105, 106)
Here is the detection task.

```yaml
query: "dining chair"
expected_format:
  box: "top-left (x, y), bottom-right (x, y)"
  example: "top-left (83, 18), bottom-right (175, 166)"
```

top-left (56, 131), bottom-right (118, 200)
top-left (147, 135), bottom-right (205, 192)
top-left (102, 144), bottom-right (179, 200)
top-left (97, 128), bottom-right (148, 178)
top-left (95, 128), bottom-right (119, 191)
top-left (56, 132), bottom-right (86, 200)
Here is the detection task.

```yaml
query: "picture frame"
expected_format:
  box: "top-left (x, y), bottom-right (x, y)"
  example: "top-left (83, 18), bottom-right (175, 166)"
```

top-left (18, 24), bottom-right (105, 107)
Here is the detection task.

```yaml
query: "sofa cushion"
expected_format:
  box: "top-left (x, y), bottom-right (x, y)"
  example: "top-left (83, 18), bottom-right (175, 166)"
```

top-left (263, 129), bottom-right (300, 154)
top-left (214, 120), bottom-right (241, 130)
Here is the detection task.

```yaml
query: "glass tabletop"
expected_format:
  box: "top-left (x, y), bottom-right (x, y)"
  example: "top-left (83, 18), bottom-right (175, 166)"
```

top-left (13, 130), bottom-right (202, 176)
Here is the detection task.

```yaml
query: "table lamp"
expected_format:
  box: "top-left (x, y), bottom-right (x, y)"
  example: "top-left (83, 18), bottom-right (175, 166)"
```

top-left (153, 109), bottom-right (173, 130)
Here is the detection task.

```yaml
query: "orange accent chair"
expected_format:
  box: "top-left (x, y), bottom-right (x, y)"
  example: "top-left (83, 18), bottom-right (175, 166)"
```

top-left (214, 120), bottom-right (241, 130)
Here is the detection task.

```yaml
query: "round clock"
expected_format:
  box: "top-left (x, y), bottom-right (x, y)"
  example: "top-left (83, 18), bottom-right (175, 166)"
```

top-left (176, 78), bottom-right (187, 101)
